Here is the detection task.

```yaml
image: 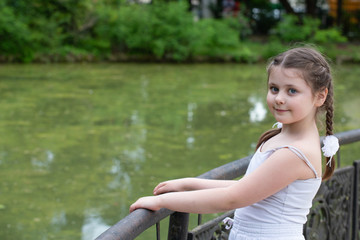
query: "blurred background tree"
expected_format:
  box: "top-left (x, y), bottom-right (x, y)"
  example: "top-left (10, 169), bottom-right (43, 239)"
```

top-left (0, 0), bottom-right (358, 63)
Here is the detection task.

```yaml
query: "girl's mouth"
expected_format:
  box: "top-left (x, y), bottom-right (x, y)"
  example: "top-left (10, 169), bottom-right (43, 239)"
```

top-left (275, 108), bottom-right (288, 112)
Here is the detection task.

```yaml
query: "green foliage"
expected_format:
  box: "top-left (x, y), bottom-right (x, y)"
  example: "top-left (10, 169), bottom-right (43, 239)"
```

top-left (272, 14), bottom-right (320, 42)
top-left (0, 0), bottom-right (355, 63)
top-left (94, 1), bottom-right (244, 61)
top-left (0, 0), bottom-right (100, 62)
top-left (225, 14), bottom-right (252, 40)
top-left (232, 45), bottom-right (258, 63)
top-left (261, 41), bottom-right (288, 60)
top-left (313, 28), bottom-right (347, 43)
top-left (192, 18), bottom-right (240, 57)
top-left (272, 14), bottom-right (348, 44)
top-left (94, 2), bottom-right (198, 60)
top-left (0, 2), bottom-right (33, 62)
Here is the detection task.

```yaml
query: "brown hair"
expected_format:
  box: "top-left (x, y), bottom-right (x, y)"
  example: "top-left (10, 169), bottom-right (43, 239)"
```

top-left (256, 47), bottom-right (335, 180)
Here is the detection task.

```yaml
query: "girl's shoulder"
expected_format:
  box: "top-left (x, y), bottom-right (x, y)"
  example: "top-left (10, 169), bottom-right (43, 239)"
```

top-left (261, 133), bottom-right (321, 156)
top-left (261, 136), bottom-right (322, 174)
top-left (264, 138), bottom-right (321, 159)
top-left (284, 141), bottom-right (322, 179)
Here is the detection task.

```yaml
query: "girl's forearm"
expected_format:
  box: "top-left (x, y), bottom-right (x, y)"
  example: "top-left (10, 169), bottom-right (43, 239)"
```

top-left (158, 187), bottom-right (237, 214)
top-left (184, 178), bottom-right (237, 191)
top-left (131, 179), bottom-right (239, 213)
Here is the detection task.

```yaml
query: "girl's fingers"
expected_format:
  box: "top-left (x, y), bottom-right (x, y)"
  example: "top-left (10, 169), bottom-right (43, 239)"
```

top-left (153, 182), bottom-right (164, 192)
top-left (129, 202), bottom-right (138, 213)
top-left (129, 205), bottom-right (135, 213)
top-left (129, 196), bottom-right (160, 213)
top-left (153, 182), bottom-right (169, 195)
top-left (129, 198), bottom-right (144, 213)
top-left (154, 185), bottom-right (166, 195)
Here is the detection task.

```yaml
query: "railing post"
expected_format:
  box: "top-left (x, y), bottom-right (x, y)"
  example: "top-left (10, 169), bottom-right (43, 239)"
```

top-left (352, 160), bottom-right (360, 240)
top-left (167, 212), bottom-right (189, 240)
top-left (156, 222), bottom-right (161, 240)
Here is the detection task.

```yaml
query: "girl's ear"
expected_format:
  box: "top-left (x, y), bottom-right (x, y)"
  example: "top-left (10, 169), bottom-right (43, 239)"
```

top-left (315, 88), bottom-right (328, 107)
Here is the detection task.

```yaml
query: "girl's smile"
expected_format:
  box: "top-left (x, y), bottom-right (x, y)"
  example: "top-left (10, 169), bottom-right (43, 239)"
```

top-left (275, 108), bottom-right (289, 112)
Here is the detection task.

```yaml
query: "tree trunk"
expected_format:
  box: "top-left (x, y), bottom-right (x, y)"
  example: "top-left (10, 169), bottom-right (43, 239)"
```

top-left (278, 0), bottom-right (296, 15)
top-left (305, 0), bottom-right (318, 17)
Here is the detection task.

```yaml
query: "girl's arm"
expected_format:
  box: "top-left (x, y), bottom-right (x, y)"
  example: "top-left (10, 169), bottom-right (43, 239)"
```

top-left (130, 148), bottom-right (315, 214)
top-left (153, 178), bottom-right (237, 195)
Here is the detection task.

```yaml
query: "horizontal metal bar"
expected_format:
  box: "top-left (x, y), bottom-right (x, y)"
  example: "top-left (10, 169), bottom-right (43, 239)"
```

top-left (197, 155), bottom-right (252, 180)
top-left (189, 210), bottom-right (234, 236)
top-left (320, 128), bottom-right (360, 146)
top-left (335, 129), bottom-right (360, 145)
top-left (96, 208), bottom-right (173, 240)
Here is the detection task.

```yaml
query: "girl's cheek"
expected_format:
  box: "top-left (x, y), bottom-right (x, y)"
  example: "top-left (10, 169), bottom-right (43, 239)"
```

top-left (266, 95), bottom-right (272, 107)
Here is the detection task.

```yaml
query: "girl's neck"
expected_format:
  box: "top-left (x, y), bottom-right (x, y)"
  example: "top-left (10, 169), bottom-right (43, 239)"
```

top-left (280, 119), bottom-right (319, 140)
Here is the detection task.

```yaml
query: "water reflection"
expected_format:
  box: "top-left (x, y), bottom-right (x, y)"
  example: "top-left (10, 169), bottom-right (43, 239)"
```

top-left (108, 158), bottom-right (131, 190)
top-left (31, 150), bottom-right (55, 170)
top-left (186, 102), bottom-right (197, 148)
top-left (141, 76), bottom-right (149, 101)
top-left (248, 95), bottom-right (267, 123)
top-left (81, 211), bottom-right (110, 240)
top-left (51, 210), bottom-right (67, 230)
top-left (123, 110), bottom-right (147, 171)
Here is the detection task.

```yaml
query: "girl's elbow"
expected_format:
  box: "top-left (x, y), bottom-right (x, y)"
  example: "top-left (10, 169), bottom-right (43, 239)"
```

top-left (220, 189), bottom-right (244, 211)
top-left (225, 199), bottom-right (242, 211)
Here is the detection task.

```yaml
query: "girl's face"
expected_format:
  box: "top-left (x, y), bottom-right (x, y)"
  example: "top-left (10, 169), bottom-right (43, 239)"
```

top-left (266, 67), bottom-right (323, 125)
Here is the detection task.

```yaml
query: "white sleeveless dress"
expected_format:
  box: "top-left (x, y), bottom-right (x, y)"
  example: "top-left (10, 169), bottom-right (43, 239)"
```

top-left (229, 145), bottom-right (321, 240)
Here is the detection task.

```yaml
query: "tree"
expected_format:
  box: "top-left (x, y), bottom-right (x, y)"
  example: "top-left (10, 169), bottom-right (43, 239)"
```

top-left (277, 0), bottom-right (318, 17)
top-left (278, 0), bottom-right (296, 15)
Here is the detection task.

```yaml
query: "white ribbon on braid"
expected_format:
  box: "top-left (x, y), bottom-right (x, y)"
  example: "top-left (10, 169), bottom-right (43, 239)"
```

top-left (272, 122), bottom-right (283, 129)
top-left (321, 135), bottom-right (339, 167)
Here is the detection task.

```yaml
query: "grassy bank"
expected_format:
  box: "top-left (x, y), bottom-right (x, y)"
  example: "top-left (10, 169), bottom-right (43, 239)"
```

top-left (1, 41), bottom-right (359, 64)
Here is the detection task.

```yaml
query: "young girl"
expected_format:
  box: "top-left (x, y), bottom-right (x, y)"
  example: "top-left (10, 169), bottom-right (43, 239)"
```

top-left (129, 47), bottom-right (339, 240)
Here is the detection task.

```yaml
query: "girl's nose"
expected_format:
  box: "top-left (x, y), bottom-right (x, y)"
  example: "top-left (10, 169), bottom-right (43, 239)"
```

top-left (275, 93), bottom-right (285, 105)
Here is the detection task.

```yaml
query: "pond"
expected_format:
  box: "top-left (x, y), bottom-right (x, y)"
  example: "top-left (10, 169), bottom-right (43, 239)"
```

top-left (0, 63), bottom-right (360, 240)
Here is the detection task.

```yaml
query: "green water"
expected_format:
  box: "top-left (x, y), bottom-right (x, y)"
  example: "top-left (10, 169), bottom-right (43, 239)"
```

top-left (0, 63), bottom-right (359, 240)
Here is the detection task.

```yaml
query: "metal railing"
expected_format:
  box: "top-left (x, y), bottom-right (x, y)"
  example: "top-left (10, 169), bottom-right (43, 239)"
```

top-left (96, 128), bottom-right (360, 240)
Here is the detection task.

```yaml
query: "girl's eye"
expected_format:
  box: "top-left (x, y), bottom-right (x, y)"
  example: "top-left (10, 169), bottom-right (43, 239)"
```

top-left (289, 88), bottom-right (297, 94)
top-left (270, 87), bottom-right (279, 93)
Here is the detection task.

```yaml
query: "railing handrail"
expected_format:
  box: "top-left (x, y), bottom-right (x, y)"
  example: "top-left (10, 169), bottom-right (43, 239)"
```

top-left (96, 128), bottom-right (360, 240)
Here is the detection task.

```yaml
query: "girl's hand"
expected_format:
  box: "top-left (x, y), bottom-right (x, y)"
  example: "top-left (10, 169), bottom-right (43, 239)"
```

top-left (129, 196), bottom-right (161, 213)
top-left (153, 178), bottom-right (191, 195)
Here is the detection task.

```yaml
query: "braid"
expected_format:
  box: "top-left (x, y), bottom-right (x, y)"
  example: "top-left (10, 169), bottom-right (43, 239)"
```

top-left (322, 83), bottom-right (335, 180)
top-left (325, 101), bottom-right (334, 136)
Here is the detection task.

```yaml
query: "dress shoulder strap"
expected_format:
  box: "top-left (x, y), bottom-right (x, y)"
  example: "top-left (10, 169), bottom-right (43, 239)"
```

top-left (274, 145), bottom-right (319, 179)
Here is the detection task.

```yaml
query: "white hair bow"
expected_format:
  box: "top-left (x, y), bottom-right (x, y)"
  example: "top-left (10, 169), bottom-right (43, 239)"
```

top-left (272, 122), bottom-right (283, 129)
top-left (322, 135), bottom-right (339, 167)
